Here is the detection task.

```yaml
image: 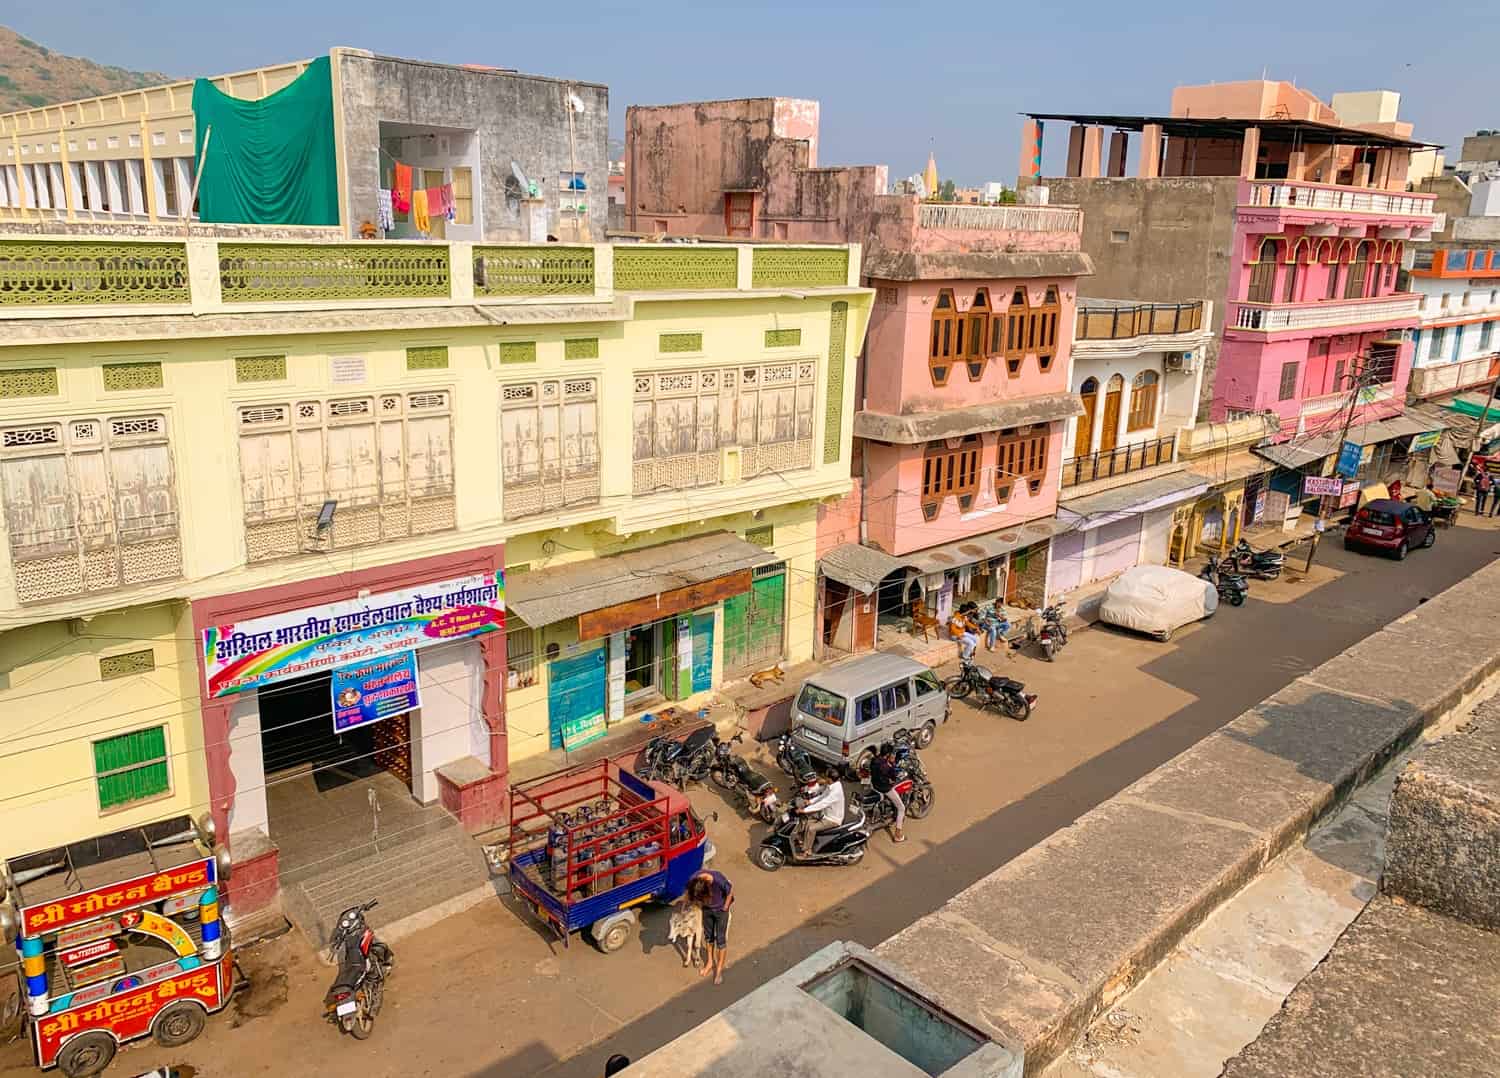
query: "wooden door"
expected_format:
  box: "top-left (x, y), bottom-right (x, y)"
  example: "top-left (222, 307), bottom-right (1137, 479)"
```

top-left (1100, 380), bottom-right (1123, 453)
top-left (725, 193), bottom-right (754, 237)
top-left (423, 169), bottom-right (446, 239)
top-left (1074, 381), bottom-right (1097, 458)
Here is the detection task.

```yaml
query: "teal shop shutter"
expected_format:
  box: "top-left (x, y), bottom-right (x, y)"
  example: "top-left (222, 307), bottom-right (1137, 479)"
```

top-left (691, 611), bottom-right (715, 693)
top-left (548, 647), bottom-right (607, 750)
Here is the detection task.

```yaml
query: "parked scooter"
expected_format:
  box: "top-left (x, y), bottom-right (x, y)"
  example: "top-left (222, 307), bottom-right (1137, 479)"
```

top-left (323, 900), bottom-right (394, 1040)
top-left (1200, 556), bottom-right (1250, 607)
top-left (1225, 539), bottom-right (1284, 580)
top-left (1026, 602), bottom-right (1070, 661)
top-left (946, 658), bottom-right (1036, 721)
top-left (755, 780), bottom-right (870, 871)
top-left (709, 731), bottom-right (782, 823)
top-left (639, 725), bottom-right (716, 789)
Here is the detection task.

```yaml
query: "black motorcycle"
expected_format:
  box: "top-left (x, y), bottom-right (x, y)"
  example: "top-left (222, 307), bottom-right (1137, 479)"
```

top-left (323, 900), bottom-right (394, 1040)
top-left (1225, 540), bottom-right (1283, 581)
top-left (947, 658), bottom-right (1036, 721)
top-left (639, 725), bottom-right (716, 789)
top-left (1026, 602), bottom-right (1069, 662)
top-left (773, 730), bottom-right (815, 779)
top-left (709, 732), bottom-right (782, 823)
top-left (1200, 556), bottom-right (1249, 606)
top-left (857, 742), bottom-right (935, 829)
top-left (755, 787), bottom-right (870, 871)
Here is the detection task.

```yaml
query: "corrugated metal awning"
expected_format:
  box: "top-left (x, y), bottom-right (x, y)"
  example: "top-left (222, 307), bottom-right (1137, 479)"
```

top-left (819, 544), bottom-right (912, 594)
top-left (854, 392), bottom-right (1083, 445)
top-left (506, 532), bottom-right (779, 629)
top-left (905, 518), bottom-right (1073, 577)
top-left (1060, 470), bottom-right (1209, 528)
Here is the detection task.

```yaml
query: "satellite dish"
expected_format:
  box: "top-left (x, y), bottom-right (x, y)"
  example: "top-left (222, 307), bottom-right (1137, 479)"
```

top-left (568, 91), bottom-right (587, 115)
top-left (511, 161), bottom-right (532, 190)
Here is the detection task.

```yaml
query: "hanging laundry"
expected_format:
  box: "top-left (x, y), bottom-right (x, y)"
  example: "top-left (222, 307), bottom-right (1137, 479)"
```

top-left (412, 187), bottom-right (430, 233)
top-left (423, 186), bottom-right (444, 220)
top-left (376, 189), bottom-right (394, 232)
top-left (392, 163), bottom-right (412, 214)
top-left (440, 183), bottom-right (456, 220)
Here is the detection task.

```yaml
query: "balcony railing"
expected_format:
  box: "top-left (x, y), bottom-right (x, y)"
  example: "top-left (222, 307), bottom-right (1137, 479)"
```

top-left (1061, 434), bottom-right (1176, 488)
top-left (1419, 290), bottom-right (1500, 318)
top-left (1409, 355), bottom-right (1500, 399)
top-left (1232, 293), bottom-right (1422, 332)
top-left (0, 237), bottom-right (856, 312)
top-left (1244, 180), bottom-right (1437, 220)
top-left (917, 202), bottom-right (1081, 233)
top-left (1076, 301), bottom-right (1204, 340)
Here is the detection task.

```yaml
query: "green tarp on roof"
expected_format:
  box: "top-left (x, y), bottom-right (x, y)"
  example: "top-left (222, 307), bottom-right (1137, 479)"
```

top-left (192, 56), bottom-right (339, 226)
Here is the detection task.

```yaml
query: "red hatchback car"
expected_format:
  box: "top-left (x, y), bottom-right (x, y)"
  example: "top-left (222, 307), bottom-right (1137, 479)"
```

top-left (1344, 498), bottom-right (1436, 560)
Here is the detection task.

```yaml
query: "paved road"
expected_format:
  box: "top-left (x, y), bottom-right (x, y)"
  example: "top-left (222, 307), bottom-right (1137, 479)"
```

top-left (5, 519), bottom-right (1491, 1078)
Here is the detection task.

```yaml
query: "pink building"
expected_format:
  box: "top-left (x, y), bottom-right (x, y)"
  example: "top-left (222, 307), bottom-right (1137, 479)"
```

top-left (1025, 83), bottom-right (1440, 513)
top-left (624, 97), bottom-right (887, 241)
top-left (821, 196), bottom-right (1091, 648)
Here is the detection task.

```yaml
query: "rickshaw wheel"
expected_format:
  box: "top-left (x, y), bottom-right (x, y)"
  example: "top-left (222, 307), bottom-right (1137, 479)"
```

top-left (56, 1032), bottom-right (116, 1078)
top-left (597, 916), bottom-right (634, 954)
top-left (153, 1000), bottom-right (207, 1047)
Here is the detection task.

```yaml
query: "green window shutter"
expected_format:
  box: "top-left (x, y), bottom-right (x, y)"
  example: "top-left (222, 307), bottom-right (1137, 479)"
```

top-left (94, 726), bottom-right (169, 810)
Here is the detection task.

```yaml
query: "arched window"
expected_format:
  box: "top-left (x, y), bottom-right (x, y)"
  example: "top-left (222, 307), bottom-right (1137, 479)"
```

top-left (1285, 239), bottom-right (1311, 303)
top-left (929, 289), bottom-right (957, 386)
top-left (1326, 241), bottom-right (1350, 301)
top-left (1246, 238), bottom-right (1280, 304)
top-left (965, 289), bottom-right (990, 380)
top-left (1345, 241), bottom-right (1373, 299)
top-left (1075, 377), bottom-right (1099, 458)
top-left (1127, 370), bottom-right (1159, 432)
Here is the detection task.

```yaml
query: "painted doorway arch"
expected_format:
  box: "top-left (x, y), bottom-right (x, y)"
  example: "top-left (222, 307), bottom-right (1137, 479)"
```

top-left (1100, 374), bottom-right (1125, 453)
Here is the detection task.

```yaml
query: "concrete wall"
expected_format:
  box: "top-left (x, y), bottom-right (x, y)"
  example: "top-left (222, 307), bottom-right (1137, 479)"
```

top-left (1042, 176), bottom-right (1240, 420)
top-left (337, 51), bottom-right (608, 243)
top-left (1460, 133), bottom-right (1500, 163)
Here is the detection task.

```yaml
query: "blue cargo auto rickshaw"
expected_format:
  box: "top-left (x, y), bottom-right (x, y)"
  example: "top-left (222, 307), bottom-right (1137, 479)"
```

top-left (506, 760), bottom-right (712, 952)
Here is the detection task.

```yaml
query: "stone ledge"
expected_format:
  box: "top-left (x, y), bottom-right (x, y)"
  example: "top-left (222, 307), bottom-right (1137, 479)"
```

top-left (874, 557), bottom-right (1500, 1075)
top-left (1383, 699), bottom-right (1500, 929)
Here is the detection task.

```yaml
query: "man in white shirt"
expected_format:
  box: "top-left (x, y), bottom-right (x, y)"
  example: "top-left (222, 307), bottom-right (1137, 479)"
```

top-left (797, 773), bottom-right (846, 856)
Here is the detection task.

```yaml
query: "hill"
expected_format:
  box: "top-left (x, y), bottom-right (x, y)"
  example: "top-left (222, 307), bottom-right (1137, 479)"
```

top-left (0, 25), bottom-right (171, 114)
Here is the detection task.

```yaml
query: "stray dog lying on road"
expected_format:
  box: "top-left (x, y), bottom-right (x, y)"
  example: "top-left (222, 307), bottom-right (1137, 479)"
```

top-left (668, 903), bottom-right (704, 967)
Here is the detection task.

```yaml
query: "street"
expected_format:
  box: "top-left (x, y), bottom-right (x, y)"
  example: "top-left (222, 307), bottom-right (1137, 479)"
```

top-left (4, 519), bottom-right (1494, 1078)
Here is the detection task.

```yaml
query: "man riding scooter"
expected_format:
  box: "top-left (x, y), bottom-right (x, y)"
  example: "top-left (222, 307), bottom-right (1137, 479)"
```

top-left (797, 769), bottom-right (846, 856)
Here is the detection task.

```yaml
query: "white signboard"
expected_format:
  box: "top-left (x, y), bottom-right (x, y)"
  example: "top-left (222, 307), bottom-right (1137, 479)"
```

top-left (330, 355), bottom-right (368, 385)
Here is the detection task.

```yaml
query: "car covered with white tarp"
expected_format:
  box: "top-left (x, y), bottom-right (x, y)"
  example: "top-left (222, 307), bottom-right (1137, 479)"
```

top-left (1098, 565), bottom-right (1217, 641)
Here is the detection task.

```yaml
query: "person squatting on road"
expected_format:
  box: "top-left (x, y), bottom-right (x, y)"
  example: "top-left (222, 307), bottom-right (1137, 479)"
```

top-left (870, 742), bottom-right (906, 844)
top-left (797, 771), bottom-right (846, 856)
top-left (685, 869), bottom-right (733, 985)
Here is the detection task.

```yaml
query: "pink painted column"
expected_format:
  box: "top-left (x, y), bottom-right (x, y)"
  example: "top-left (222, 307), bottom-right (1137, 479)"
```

top-left (1139, 125), bottom-right (1162, 178)
top-left (1018, 119), bottom-right (1043, 181)
top-left (1239, 127), bottom-right (1261, 179)
top-left (1287, 150), bottom-right (1306, 182)
top-left (1081, 127), bottom-right (1103, 178)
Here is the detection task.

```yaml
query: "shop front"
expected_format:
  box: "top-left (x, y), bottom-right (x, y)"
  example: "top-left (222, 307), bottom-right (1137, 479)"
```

top-left (1052, 471), bottom-right (1209, 592)
top-left (506, 532), bottom-right (781, 756)
top-left (896, 519), bottom-right (1071, 626)
top-left (190, 547), bottom-right (506, 918)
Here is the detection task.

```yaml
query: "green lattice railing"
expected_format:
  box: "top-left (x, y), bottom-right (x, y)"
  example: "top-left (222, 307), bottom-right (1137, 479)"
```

top-left (752, 247), bottom-right (850, 289)
top-left (613, 247), bottom-right (739, 291)
top-left (474, 246), bottom-right (595, 297)
top-left (0, 241), bottom-right (190, 307)
top-left (219, 243), bottom-right (451, 303)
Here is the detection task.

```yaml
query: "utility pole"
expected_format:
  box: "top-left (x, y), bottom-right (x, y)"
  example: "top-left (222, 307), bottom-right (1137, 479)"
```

top-left (1304, 356), bottom-right (1372, 573)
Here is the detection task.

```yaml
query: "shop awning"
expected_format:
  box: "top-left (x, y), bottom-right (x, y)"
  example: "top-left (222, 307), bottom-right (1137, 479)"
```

top-left (1060, 470), bottom-right (1209, 529)
top-left (1252, 411), bottom-right (1452, 472)
top-left (853, 393), bottom-right (1083, 445)
top-left (1190, 448), bottom-right (1278, 485)
top-left (506, 532), bottom-right (780, 636)
top-left (819, 544), bottom-right (912, 595)
top-left (904, 518), bottom-right (1073, 577)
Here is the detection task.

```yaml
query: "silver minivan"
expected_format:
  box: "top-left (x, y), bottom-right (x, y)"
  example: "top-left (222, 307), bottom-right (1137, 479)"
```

top-left (790, 653), bottom-right (950, 771)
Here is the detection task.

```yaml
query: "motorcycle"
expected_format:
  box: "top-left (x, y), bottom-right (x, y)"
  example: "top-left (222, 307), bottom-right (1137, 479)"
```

top-left (639, 725), bottom-right (716, 789)
top-left (323, 900), bottom-right (394, 1040)
top-left (856, 741), bottom-right (935, 829)
top-left (709, 732), bottom-right (782, 823)
top-left (1200, 556), bottom-right (1249, 607)
top-left (1225, 540), bottom-right (1283, 581)
top-left (1026, 602), bottom-right (1069, 662)
top-left (947, 658), bottom-right (1036, 721)
top-left (755, 785), bottom-right (870, 871)
top-left (774, 730), bottom-right (815, 779)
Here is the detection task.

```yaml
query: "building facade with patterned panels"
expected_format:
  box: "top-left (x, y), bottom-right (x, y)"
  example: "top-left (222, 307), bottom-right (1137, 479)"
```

top-left (0, 235), bottom-right (868, 922)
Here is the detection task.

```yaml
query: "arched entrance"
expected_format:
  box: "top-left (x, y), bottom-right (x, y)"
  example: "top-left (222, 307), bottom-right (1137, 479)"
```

top-left (1075, 377), bottom-right (1098, 458)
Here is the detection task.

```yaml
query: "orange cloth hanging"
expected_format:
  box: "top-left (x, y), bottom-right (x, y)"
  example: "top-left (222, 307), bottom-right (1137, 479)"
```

top-left (412, 187), bottom-right (430, 233)
top-left (392, 163), bottom-right (412, 213)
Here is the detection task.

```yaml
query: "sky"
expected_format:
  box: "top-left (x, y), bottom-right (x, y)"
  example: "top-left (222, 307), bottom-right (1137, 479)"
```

top-left (9, 1), bottom-right (1499, 183)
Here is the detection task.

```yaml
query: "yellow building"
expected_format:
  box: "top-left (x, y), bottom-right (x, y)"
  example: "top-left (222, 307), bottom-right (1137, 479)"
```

top-left (0, 234), bottom-right (869, 918)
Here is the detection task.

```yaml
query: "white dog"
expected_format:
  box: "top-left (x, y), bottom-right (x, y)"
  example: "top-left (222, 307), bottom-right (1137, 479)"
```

top-left (667, 903), bottom-right (704, 968)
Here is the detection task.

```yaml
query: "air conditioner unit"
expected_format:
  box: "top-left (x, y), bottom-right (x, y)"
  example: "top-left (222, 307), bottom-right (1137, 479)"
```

top-left (1164, 351), bottom-right (1197, 373)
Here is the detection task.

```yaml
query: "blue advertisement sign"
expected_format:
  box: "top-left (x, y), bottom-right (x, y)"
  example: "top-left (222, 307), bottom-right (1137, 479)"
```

top-left (331, 651), bottom-right (421, 733)
top-left (1336, 440), bottom-right (1362, 478)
